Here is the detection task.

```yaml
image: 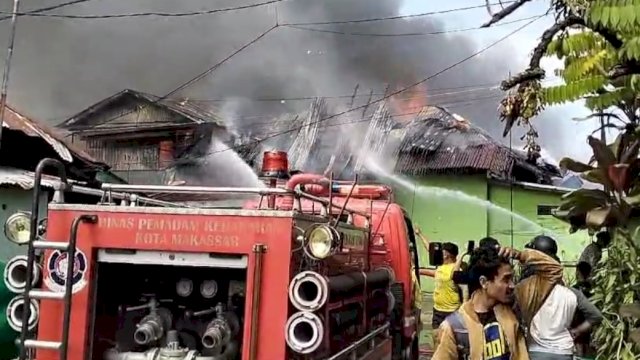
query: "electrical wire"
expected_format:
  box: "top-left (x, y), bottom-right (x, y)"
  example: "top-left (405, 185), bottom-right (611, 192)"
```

top-left (281, 1), bottom-right (518, 26)
top-left (77, 93), bottom-right (504, 134)
top-left (0, 0), bottom-right (93, 22)
top-left (72, 24), bottom-right (279, 131)
top-left (284, 14), bottom-right (546, 37)
top-left (0, 0), bottom-right (22, 149)
top-left (0, 0), bottom-right (283, 19)
top-left (194, 15), bottom-right (544, 158)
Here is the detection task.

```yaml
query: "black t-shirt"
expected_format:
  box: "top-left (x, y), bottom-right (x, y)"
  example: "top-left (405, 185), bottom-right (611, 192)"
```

top-left (475, 311), bottom-right (511, 360)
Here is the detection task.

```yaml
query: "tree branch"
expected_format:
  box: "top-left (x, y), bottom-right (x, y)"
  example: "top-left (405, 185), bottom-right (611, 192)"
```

top-left (609, 62), bottom-right (640, 79)
top-left (501, 16), bottom-right (583, 90)
top-left (481, 0), bottom-right (532, 28)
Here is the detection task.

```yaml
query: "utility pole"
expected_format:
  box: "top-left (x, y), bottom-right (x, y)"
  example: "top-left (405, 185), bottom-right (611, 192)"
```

top-left (0, 0), bottom-right (22, 150)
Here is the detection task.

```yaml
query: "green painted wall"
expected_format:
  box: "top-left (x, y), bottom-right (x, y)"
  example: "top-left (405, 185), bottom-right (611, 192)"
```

top-left (393, 174), bottom-right (591, 291)
top-left (0, 187), bottom-right (49, 359)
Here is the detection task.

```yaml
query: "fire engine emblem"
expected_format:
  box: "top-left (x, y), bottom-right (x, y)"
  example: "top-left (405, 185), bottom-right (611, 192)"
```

top-left (43, 249), bottom-right (88, 294)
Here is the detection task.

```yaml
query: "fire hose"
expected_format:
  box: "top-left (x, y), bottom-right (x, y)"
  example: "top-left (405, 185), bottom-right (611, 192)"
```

top-left (288, 268), bottom-right (394, 311)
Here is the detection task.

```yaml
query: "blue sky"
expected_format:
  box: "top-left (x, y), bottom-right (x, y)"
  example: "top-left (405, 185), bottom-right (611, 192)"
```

top-left (401, 0), bottom-right (598, 162)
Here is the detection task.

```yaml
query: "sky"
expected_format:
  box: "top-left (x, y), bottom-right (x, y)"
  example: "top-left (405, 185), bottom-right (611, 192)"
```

top-left (403, 0), bottom-right (596, 163)
top-left (0, 0), bottom-right (607, 164)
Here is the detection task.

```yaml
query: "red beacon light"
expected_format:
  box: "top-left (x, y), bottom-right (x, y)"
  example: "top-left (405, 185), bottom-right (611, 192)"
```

top-left (261, 151), bottom-right (290, 179)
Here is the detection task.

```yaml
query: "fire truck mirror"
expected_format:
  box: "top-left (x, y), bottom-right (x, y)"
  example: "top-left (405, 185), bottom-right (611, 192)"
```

top-left (428, 242), bottom-right (443, 266)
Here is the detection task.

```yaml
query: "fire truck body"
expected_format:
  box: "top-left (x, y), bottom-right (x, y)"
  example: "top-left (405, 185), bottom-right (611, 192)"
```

top-left (3, 154), bottom-right (421, 360)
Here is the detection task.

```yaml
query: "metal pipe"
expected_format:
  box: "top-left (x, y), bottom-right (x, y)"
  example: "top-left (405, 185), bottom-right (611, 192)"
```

top-left (201, 314), bottom-right (238, 350)
top-left (19, 158), bottom-right (67, 360)
top-left (102, 183), bottom-right (289, 196)
top-left (289, 269), bottom-right (393, 311)
top-left (69, 185), bottom-right (190, 208)
top-left (333, 174), bottom-right (358, 226)
top-left (3, 255), bottom-right (41, 293)
top-left (285, 312), bottom-right (324, 354)
top-left (7, 296), bottom-right (39, 332)
top-left (61, 214), bottom-right (98, 359)
top-left (288, 271), bottom-right (329, 312)
top-left (294, 188), bottom-right (371, 218)
top-left (325, 324), bottom-right (389, 360)
top-left (249, 244), bottom-right (266, 360)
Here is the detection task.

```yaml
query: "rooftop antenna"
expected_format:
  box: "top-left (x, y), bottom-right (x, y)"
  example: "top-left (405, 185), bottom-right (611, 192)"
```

top-left (0, 0), bottom-right (22, 150)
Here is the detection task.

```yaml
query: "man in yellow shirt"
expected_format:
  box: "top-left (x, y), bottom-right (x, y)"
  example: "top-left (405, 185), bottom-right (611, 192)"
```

top-left (417, 240), bottom-right (464, 344)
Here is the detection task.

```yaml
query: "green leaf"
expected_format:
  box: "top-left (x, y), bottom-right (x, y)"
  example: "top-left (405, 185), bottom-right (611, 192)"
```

top-left (581, 168), bottom-right (612, 187)
top-left (586, 206), bottom-right (616, 228)
top-left (559, 157), bottom-right (594, 172)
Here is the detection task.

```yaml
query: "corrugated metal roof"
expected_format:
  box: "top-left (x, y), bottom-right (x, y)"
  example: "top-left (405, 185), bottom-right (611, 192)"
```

top-left (394, 106), bottom-right (526, 177)
top-left (4, 105), bottom-right (106, 167)
top-left (59, 89), bottom-right (224, 130)
top-left (0, 166), bottom-right (71, 190)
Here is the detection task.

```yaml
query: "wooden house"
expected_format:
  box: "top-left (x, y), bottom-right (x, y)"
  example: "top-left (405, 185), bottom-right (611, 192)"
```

top-left (57, 89), bottom-right (228, 184)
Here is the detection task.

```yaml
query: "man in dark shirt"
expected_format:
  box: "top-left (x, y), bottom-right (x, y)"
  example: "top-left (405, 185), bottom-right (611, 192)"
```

top-left (452, 237), bottom-right (500, 286)
top-left (578, 231), bottom-right (610, 270)
top-left (573, 261), bottom-right (597, 359)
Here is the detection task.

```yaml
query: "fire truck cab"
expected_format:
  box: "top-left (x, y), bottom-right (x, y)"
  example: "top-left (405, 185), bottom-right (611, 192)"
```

top-left (3, 153), bottom-right (422, 360)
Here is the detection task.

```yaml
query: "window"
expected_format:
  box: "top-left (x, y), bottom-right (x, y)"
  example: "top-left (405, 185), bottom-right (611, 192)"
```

top-left (537, 205), bottom-right (556, 216)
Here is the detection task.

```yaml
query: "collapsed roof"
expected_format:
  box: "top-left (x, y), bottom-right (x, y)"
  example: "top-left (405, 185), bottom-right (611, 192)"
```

top-left (232, 103), bottom-right (559, 184)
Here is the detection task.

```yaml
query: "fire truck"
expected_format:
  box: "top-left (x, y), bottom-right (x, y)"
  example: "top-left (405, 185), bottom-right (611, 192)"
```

top-left (2, 152), bottom-right (422, 360)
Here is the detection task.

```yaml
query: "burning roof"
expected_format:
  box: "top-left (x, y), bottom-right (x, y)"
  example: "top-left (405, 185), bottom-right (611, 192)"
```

top-left (393, 106), bottom-right (558, 181)
top-left (232, 103), bottom-right (559, 184)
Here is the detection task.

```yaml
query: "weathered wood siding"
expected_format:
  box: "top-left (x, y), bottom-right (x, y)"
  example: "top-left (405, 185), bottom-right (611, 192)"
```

top-left (86, 139), bottom-right (159, 171)
top-left (88, 100), bottom-right (185, 129)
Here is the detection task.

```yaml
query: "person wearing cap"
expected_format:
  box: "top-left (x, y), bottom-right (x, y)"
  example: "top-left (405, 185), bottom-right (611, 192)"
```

top-left (518, 235), bottom-right (603, 360)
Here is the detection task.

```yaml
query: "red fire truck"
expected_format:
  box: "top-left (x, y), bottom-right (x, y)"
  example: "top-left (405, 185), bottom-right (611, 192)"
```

top-left (3, 152), bottom-right (422, 360)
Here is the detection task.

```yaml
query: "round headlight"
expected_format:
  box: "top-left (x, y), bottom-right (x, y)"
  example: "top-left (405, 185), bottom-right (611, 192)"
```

top-left (4, 212), bottom-right (32, 245)
top-left (306, 225), bottom-right (338, 260)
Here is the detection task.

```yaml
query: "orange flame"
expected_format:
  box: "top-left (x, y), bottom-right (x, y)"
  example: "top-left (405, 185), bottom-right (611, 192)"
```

top-left (389, 83), bottom-right (429, 123)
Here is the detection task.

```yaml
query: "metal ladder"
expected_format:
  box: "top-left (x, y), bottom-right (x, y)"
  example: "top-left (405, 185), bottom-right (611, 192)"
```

top-left (17, 158), bottom-right (98, 360)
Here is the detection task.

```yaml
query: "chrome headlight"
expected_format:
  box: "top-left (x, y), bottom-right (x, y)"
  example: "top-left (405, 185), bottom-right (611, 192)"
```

top-left (305, 224), bottom-right (339, 260)
top-left (4, 212), bottom-right (32, 245)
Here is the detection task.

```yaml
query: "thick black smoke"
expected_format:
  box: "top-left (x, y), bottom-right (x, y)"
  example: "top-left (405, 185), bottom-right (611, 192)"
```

top-left (0, 0), bottom-right (544, 145)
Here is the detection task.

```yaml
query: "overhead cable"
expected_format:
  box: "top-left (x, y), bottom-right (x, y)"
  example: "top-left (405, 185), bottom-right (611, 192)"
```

top-left (188, 15), bottom-right (545, 157)
top-left (0, 0), bottom-right (93, 21)
top-left (76, 24), bottom-right (279, 130)
top-left (281, 1), bottom-right (518, 26)
top-left (3, 1), bottom-right (512, 20)
top-left (2, 0), bottom-right (283, 19)
top-left (284, 14), bottom-right (546, 37)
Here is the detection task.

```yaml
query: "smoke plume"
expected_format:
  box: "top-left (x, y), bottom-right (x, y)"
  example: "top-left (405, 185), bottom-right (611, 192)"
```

top-left (0, 0), bottom-right (564, 155)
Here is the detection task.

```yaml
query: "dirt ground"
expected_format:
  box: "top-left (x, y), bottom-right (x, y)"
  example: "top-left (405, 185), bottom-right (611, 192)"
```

top-left (419, 293), bottom-right (434, 359)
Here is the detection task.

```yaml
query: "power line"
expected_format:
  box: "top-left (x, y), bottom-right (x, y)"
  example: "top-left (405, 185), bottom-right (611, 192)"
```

top-left (0, 0), bottom-right (22, 150)
top-left (72, 24), bottom-right (279, 130)
top-left (284, 14), bottom-right (546, 37)
top-left (2, 1), bottom-right (512, 21)
top-left (0, 0), bottom-right (92, 21)
top-left (77, 93), bottom-right (505, 134)
top-left (281, 1), bottom-right (517, 26)
top-left (190, 15), bottom-right (544, 158)
top-left (0, 0), bottom-right (282, 19)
